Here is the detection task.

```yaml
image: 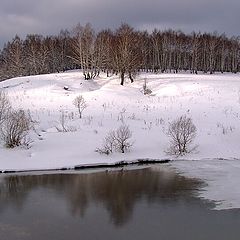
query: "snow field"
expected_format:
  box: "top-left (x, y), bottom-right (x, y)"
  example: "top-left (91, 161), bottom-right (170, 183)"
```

top-left (1, 71), bottom-right (240, 209)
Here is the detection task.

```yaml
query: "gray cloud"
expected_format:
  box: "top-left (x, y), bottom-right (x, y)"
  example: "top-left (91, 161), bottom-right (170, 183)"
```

top-left (0, 0), bottom-right (239, 46)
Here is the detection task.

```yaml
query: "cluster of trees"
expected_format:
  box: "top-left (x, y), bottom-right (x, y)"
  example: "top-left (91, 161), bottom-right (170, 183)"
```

top-left (0, 31), bottom-right (74, 80)
top-left (0, 23), bottom-right (239, 84)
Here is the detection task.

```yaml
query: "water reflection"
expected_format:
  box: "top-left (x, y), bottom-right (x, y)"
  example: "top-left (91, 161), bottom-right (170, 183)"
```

top-left (0, 167), bottom-right (203, 226)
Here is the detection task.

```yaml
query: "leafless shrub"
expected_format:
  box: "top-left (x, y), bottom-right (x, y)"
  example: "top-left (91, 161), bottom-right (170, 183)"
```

top-left (167, 115), bottom-right (197, 155)
top-left (117, 108), bottom-right (126, 123)
top-left (96, 125), bottom-right (133, 155)
top-left (0, 110), bottom-right (33, 148)
top-left (216, 123), bottom-right (234, 135)
top-left (84, 115), bottom-right (93, 125)
top-left (128, 113), bottom-right (137, 120)
top-left (96, 130), bottom-right (116, 155)
top-left (56, 111), bottom-right (76, 132)
top-left (155, 118), bottom-right (164, 126)
top-left (143, 78), bottom-right (152, 95)
top-left (143, 105), bottom-right (150, 112)
top-left (56, 111), bottom-right (68, 132)
top-left (73, 95), bottom-right (87, 119)
top-left (0, 91), bottom-right (11, 125)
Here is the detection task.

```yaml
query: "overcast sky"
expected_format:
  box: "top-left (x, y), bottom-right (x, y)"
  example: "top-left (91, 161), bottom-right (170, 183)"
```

top-left (0, 0), bottom-right (239, 46)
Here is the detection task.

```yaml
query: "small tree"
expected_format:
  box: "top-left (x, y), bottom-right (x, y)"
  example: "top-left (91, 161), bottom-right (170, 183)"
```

top-left (114, 125), bottom-right (133, 153)
top-left (0, 109), bottom-right (33, 148)
top-left (73, 95), bottom-right (87, 119)
top-left (167, 115), bottom-right (197, 155)
top-left (96, 125), bottom-right (133, 154)
top-left (0, 91), bottom-right (11, 125)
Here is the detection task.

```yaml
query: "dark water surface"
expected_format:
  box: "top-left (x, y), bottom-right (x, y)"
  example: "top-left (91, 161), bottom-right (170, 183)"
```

top-left (0, 166), bottom-right (239, 240)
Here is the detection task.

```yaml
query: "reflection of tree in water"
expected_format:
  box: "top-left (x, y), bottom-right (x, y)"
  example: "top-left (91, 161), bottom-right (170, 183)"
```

top-left (90, 169), bottom-right (202, 226)
top-left (0, 167), bottom-right (202, 226)
top-left (0, 176), bottom-right (30, 212)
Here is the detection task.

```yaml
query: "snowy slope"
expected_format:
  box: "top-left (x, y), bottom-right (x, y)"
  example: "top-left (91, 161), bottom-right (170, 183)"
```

top-left (0, 71), bottom-right (240, 209)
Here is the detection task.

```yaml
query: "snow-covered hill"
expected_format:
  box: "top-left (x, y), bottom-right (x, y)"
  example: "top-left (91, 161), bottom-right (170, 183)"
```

top-left (1, 71), bottom-right (240, 209)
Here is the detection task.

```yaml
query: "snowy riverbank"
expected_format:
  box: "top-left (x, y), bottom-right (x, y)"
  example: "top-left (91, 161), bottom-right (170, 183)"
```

top-left (0, 71), bottom-right (240, 209)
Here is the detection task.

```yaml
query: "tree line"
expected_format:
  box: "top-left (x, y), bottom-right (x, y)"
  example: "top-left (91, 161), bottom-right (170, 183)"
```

top-left (0, 23), bottom-right (239, 85)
